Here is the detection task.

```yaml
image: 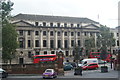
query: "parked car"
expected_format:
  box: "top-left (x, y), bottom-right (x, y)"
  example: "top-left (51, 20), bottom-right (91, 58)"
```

top-left (42, 69), bottom-right (57, 79)
top-left (82, 63), bottom-right (99, 70)
top-left (69, 62), bottom-right (77, 68)
top-left (98, 60), bottom-right (107, 64)
top-left (63, 62), bottom-right (77, 68)
top-left (64, 64), bottom-right (73, 71)
top-left (0, 68), bottom-right (8, 78)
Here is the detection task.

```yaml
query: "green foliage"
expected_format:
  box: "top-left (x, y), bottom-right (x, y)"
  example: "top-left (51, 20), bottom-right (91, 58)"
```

top-left (84, 37), bottom-right (95, 56)
top-left (2, 23), bottom-right (18, 63)
top-left (85, 37), bottom-right (95, 49)
top-left (1, 1), bottom-right (18, 64)
top-left (1, 0), bottom-right (14, 23)
top-left (97, 26), bottom-right (115, 60)
top-left (74, 45), bottom-right (80, 60)
top-left (97, 26), bottom-right (115, 48)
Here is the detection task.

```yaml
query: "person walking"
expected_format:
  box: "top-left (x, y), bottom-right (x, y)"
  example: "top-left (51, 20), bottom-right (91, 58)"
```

top-left (110, 58), bottom-right (114, 69)
top-left (79, 66), bottom-right (82, 76)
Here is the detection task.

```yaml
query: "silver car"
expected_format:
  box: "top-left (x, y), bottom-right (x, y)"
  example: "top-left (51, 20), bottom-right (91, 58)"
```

top-left (0, 68), bottom-right (8, 78)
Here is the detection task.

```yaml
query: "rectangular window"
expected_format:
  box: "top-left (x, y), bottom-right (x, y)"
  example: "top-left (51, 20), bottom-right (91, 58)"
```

top-left (51, 51), bottom-right (54, 54)
top-left (50, 31), bottom-right (54, 36)
top-left (50, 23), bottom-right (53, 27)
top-left (44, 51), bottom-right (47, 55)
top-left (71, 40), bottom-right (74, 47)
top-left (28, 51), bottom-right (32, 58)
top-left (117, 33), bottom-right (119, 37)
top-left (28, 40), bottom-right (31, 47)
top-left (90, 32), bottom-right (93, 36)
top-left (58, 40), bottom-right (61, 48)
top-left (78, 32), bottom-right (80, 36)
top-left (71, 24), bottom-right (73, 27)
top-left (57, 23), bottom-right (60, 27)
top-left (64, 32), bottom-right (67, 36)
top-left (65, 51), bottom-right (69, 56)
top-left (35, 51), bottom-right (39, 55)
top-left (35, 31), bottom-right (39, 35)
top-left (117, 40), bottom-right (119, 46)
top-left (43, 22), bottom-right (46, 26)
top-left (43, 31), bottom-right (46, 36)
top-left (43, 40), bottom-right (47, 47)
top-left (77, 24), bottom-right (79, 27)
top-left (78, 40), bottom-right (81, 46)
top-left (64, 23), bottom-right (67, 27)
top-left (19, 30), bottom-right (23, 36)
top-left (35, 22), bottom-right (38, 26)
top-left (58, 31), bottom-right (61, 36)
top-left (28, 30), bottom-right (31, 35)
top-left (84, 32), bottom-right (87, 36)
top-left (50, 40), bottom-right (54, 48)
top-left (35, 40), bottom-right (39, 47)
top-left (71, 32), bottom-right (74, 36)
top-left (64, 40), bottom-right (68, 48)
top-left (19, 41), bottom-right (23, 48)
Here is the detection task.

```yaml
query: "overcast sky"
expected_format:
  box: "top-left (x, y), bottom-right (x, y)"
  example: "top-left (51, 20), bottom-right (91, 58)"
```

top-left (11, 0), bottom-right (119, 28)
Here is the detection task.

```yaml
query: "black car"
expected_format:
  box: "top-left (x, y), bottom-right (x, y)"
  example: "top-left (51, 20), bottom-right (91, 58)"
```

top-left (0, 68), bottom-right (8, 78)
top-left (64, 64), bottom-right (73, 71)
top-left (98, 60), bottom-right (107, 64)
top-left (69, 62), bottom-right (77, 68)
top-left (63, 62), bottom-right (77, 68)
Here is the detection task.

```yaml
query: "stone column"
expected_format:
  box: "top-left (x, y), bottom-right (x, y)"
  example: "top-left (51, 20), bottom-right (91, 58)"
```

top-left (68, 31), bottom-right (71, 48)
top-left (31, 30), bottom-right (35, 48)
top-left (118, 26), bottom-right (120, 48)
top-left (80, 31), bottom-right (84, 47)
top-left (61, 31), bottom-right (64, 49)
top-left (54, 31), bottom-right (57, 49)
top-left (40, 30), bottom-right (43, 49)
top-left (94, 33), bottom-right (97, 48)
top-left (75, 31), bottom-right (78, 45)
top-left (47, 30), bottom-right (50, 48)
top-left (24, 31), bottom-right (28, 49)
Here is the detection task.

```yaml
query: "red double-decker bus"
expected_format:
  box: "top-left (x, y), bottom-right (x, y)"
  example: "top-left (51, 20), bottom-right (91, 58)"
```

top-left (89, 52), bottom-right (112, 62)
top-left (33, 54), bottom-right (57, 63)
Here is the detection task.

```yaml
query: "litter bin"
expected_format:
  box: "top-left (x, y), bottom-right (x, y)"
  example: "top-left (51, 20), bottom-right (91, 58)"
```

top-left (74, 67), bottom-right (82, 75)
top-left (101, 66), bottom-right (108, 73)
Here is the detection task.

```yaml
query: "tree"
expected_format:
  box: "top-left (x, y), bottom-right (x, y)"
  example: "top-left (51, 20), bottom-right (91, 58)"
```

top-left (2, 23), bottom-right (18, 64)
top-left (85, 37), bottom-right (95, 56)
top-left (96, 26), bottom-right (115, 61)
top-left (74, 45), bottom-right (80, 66)
top-left (1, 0), bottom-right (14, 24)
top-left (2, 1), bottom-right (18, 64)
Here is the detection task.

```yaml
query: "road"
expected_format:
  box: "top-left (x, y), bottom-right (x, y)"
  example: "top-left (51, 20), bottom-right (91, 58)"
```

top-left (1, 63), bottom-right (119, 80)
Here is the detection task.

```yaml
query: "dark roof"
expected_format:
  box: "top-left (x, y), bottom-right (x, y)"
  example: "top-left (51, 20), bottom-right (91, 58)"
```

top-left (11, 13), bottom-right (99, 24)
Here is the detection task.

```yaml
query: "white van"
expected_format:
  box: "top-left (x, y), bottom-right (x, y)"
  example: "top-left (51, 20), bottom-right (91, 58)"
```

top-left (79, 58), bottom-right (98, 66)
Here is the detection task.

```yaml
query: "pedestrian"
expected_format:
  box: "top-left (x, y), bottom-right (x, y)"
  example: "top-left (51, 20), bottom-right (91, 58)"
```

top-left (79, 66), bottom-right (82, 76)
top-left (113, 59), bottom-right (117, 70)
top-left (110, 58), bottom-right (114, 69)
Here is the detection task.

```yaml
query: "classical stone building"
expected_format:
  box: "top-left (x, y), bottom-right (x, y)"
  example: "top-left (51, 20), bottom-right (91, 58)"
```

top-left (118, 26), bottom-right (120, 49)
top-left (11, 13), bottom-right (100, 64)
top-left (110, 27), bottom-right (120, 54)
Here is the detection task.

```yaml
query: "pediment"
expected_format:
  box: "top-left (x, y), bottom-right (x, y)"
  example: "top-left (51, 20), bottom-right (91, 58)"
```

top-left (12, 20), bottom-right (33, 26)
top-left (84, 24), bottom-right (99, 29)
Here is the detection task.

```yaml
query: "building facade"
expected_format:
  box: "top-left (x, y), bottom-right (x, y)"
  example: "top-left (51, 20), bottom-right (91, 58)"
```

top-left (11, 14), bottom-right (100, 64)
top-left (110, 27), bottom-right (120, 54)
